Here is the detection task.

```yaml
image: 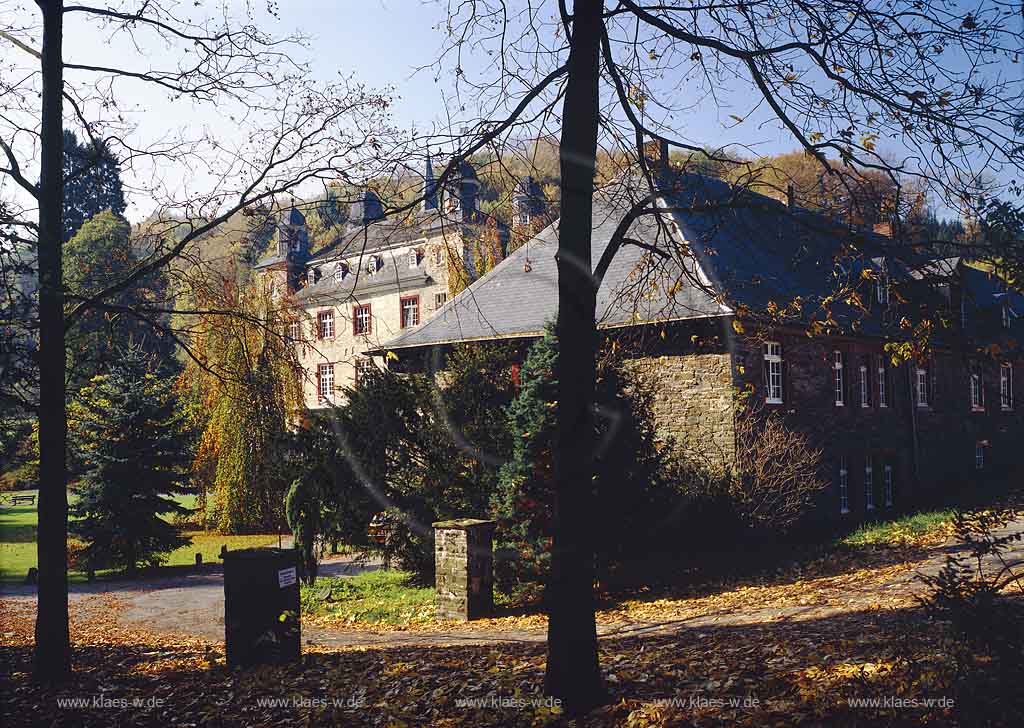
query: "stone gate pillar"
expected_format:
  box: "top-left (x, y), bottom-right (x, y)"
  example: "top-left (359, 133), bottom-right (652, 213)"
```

top-left (433, 519), bottom-right (496, 621)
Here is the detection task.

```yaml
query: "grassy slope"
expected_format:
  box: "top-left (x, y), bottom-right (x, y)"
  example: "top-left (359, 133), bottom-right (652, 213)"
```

top-left (0, 490), bottom-right (280, 582)
top-left (839, 509), bottom-right (955, 547)
top-left (300, 570), bottom-right (435, 626)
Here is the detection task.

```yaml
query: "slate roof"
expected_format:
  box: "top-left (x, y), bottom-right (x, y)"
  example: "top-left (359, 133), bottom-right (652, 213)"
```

top-left (293, 262), bottom-right (434, 305)
top-left (374, 177), bottom-right (730, 352)
top-left (308, 208), bottom-right (486, 265)
top-left (372, 172), bottom-right (1023, 354)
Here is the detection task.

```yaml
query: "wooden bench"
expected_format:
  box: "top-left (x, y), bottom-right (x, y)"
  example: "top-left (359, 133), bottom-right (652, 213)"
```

top-left (10, 494), bottom-right (35, 506)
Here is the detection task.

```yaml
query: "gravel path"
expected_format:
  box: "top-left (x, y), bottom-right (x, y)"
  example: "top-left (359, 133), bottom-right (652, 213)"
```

top-left (3, 516), bottom-right (1023, 650)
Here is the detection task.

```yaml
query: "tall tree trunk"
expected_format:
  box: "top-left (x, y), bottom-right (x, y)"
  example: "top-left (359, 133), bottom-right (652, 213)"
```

top-left (544, 0), bottom-right (605, 714)
top-left (33, 0), bottom-right (70, 682)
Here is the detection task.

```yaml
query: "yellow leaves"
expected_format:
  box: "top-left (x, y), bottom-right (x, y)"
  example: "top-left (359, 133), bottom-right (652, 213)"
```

top-left (628, 85), bottom-right (647, 110)
top-left (386, 350), bottom-right (399, 362)
top-left (860, 133), bottom-right (879, 152)
top-left (782, 72), bottom-right (799, 85)
top-left (728, 114), bottom-right (745, 124)
top-left (732, 319), bottom-right (745, 334)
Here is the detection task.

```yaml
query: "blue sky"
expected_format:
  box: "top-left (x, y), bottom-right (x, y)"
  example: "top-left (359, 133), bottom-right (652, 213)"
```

top-left (32, 0), bottom-right (1019, 219)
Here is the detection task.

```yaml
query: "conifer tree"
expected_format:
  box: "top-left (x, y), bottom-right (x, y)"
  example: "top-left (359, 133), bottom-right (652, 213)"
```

top-left (69, 347), bottom-right (190, 574)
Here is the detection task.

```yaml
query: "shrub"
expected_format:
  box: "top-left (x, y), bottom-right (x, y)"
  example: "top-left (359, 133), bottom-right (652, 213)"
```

top-left (902, 509), bottom-right (1024, 724)
top-left (728, 402), bottom-right (827, 533)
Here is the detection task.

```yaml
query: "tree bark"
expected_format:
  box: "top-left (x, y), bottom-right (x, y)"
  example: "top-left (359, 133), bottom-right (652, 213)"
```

top-left (33, 0), bottom-right (71, 682)
top-left (544, 0), bottom-right (605, 715)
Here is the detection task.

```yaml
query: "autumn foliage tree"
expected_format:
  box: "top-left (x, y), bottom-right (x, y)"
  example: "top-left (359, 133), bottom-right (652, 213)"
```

top-left (180, 273), bottom-right (303, 534)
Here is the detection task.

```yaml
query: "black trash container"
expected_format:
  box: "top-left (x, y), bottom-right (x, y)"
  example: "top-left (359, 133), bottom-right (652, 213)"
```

top-left (222, 547), bottom-right (301, 668)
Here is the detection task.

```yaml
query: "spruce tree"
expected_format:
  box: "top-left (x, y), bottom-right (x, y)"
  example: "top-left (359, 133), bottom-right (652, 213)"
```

top-left (62, 130), bottom-right (127, 242)
top-left (492, 327), bottom-right (559, 590)
top-left (69, 347), bottom-right (190, 574)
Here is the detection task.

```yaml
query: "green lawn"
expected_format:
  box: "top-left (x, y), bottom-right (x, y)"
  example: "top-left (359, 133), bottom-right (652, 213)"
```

top-left (300, 570), bottom-right (435, 626)
top-left (0, 490), bottom-right (281, 582)
top-left (839, 508), bottom-right (955, 547)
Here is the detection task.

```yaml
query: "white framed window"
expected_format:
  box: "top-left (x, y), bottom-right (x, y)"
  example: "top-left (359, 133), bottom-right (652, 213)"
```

top-left (400, 296), bottom-right (420, 328)
top-left (317, 310), bottom-right (334, 339)
top-left (859, 364), bottom-right (870, 408)
top-left (916, 367), bottom-right (930, 407)
top-left (433, 246), bottom-right (445, 266)
top-left (763, 341), bottom-right (783, 404)
top-left (833, 351), bottom-right (845, 406)
top-left (1003, 304), bottom-right (1011, 330)
top-left (317, 363), bottom-right (334, 403)
top-left (287, 320), bottom-right (300, 341)
top-left (884, 465), bottom-right (893, 507)
top-left (864, 459), bottom-right (875, 510)
top-left (975, 442), bottom-right (985, 470)
top-left (333, 263), bottom-right (349, 282)
top-left (352, 304), bottom-right (372, 335)
top-left (839, 456), bottom-right (849, 514)
top-left (354, 357), bottom-right (375, 385)
top-left (518, 210), bottom-right (530, 227)
top-left (876, 273), bottom-right (889, 306)
top-left (434, 291), bottom-right (448, 309)
top-left (408, 249), bottom-right (423, 269)
top-left (970, 372), bottom-right (984, 411)
top-left (1001, 363), bottom-right (1013, 410)
top-left (877, 355), bottom-right (888, 408)
top-left (366, 255), bottom-right (383, 275)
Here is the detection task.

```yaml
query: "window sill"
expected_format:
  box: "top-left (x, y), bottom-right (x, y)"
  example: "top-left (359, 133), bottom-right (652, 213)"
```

top-left (765, 398), bottom-right (784, 405)
top-left (971, 407), bottom-right (985, 413)
top-left (1002, 406), bottom-right (1014, 412)
top-left (866, 505), bottom-right (875, 511)
top-left (840, 508), bottom-right (850, 515)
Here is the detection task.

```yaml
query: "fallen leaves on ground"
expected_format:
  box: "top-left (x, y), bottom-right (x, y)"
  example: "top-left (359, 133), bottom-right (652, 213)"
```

top-left (1, 591), bottom-right (967, 727)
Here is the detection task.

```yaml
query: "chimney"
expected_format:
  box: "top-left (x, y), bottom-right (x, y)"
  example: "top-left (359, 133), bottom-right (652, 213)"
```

top-left (786, 183), bottom-right (796, 211)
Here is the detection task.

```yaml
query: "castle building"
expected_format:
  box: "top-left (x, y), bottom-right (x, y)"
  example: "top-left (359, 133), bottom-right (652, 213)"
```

top-left (255, 159), bottom-right (545, 408)
top-left (375, 172), bottom-right (1023, 522)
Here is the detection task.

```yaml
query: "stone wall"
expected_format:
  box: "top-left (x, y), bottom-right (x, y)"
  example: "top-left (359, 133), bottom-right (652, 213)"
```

top-left (626, 351), bottom-right (736, 472)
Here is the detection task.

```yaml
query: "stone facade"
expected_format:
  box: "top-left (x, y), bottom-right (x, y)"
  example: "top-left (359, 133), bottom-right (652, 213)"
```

top-left (433, 519), bottom-right (496, 621)
top-left (627, 349), bottom-right (736, 471)
top-left (289, 232), bottom-right (459, 407)
top-left (655, 324), bottom-right (1024, 523)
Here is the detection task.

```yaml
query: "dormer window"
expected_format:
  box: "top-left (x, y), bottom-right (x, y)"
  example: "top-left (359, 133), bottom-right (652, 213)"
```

top-left (333, 263), bottom-right (349, 282)
top-left (367, 255), bottom-right (383, 275)
top-left (408, 249), bottom-right (423, 269)
top-left (307, 269), bottom-right (318, 286)
top-left (518, 210), bottom-right (530, 227)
